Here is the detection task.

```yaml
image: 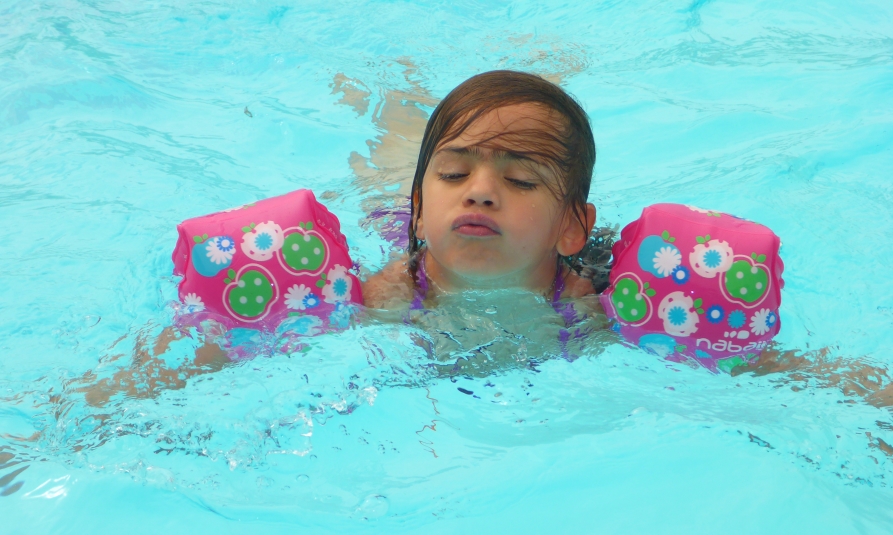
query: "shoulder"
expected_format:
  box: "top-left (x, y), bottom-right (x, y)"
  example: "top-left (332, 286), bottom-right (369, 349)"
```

top-left (559, 269), bottom-right (607, 318)
top-left (561, 270), bottom-right (600, 299)
top-left (361, 254), bottom-right (416, 309)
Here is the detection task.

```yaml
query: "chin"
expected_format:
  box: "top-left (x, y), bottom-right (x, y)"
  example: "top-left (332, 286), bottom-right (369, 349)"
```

top-left (431, 247), bottom-right (518, 281)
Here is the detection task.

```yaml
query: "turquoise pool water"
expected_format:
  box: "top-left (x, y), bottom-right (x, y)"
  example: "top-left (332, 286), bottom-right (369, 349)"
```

top-left (2, 0), bottom-right (893, 532)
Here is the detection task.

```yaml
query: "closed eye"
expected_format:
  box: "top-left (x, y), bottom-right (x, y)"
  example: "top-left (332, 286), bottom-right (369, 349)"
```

top-left (506, 177), bottom-right (537, 190)
top-left (439, 173), bottom-right (468, 181)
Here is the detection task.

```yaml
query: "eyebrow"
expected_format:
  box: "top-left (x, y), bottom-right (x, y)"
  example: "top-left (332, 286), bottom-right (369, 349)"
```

top-left (435, 145), bottom-right (539, 165)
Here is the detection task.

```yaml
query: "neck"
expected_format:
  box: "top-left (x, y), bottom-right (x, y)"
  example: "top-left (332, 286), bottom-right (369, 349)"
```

top-left (422, 249), bottom-right (561, 297)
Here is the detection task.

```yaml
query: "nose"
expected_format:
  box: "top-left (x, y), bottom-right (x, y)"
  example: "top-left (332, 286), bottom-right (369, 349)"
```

top-left (463, 166), bottom-right (500, 209)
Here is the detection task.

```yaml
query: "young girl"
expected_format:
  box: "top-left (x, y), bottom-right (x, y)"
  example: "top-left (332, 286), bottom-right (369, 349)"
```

top-left (81, 71), bottom-right (609, 404)
top-left (363, 70), bottom-right (609, 311)
top-left (81, 70), bottom-right (892, 411)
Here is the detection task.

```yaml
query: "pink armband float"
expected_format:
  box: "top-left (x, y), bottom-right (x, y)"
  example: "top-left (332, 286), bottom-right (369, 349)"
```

top-left (601, 204), bottom-right (784, 373)
top-left (172, 189), bottom-right (363, 332)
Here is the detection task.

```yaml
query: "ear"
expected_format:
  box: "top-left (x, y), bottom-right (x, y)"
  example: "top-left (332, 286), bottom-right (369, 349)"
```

top-left (556, 203), bottom-right (595, 257)
top-left (416, 217), bottom-right (426, 241)
top-left (412, 190), bottom-right (425, 241)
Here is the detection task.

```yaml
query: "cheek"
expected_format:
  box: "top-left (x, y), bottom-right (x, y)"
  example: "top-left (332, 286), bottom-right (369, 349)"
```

top-left (515, 203), bottom-right (564, 250)
top-left (417, 179), bottom-right (440, 237)
top-left (417, 206), bottom-right (446, 242)
top-left (521, 200), bottom-right (560, 231)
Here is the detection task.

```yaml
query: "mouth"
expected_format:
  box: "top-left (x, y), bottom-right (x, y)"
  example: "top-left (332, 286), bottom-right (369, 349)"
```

top-left (451, 213), bottom-right (501, 237)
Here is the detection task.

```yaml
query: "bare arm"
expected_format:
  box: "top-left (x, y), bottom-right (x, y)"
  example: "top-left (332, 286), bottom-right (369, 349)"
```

top-left (76, 326), bottom-right (230, 407)
top-left (734, 346), bottom-right (893, 408)
top-left (361, 254), bottom-right (416, 310)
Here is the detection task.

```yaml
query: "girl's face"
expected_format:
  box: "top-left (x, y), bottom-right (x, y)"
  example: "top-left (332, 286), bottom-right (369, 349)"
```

top-left (416, 103), bottom-right (587, 291)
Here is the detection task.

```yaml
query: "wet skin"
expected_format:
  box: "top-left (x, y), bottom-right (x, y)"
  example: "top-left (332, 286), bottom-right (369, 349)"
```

top-left (416, 103), bottom-right (594, 293)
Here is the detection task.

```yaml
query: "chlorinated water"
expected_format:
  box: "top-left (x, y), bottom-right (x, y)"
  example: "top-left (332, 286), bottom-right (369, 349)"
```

top-left (2, 0), bottom-right (893, 533)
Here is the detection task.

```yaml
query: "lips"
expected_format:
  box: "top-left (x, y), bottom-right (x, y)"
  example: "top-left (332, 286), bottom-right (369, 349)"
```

top-left (451, 213), bottom-right (501, 237)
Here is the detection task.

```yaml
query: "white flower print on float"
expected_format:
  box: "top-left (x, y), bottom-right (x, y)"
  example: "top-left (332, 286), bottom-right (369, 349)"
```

top-left (285, 284), bottom-right (312, 310)
top-left (657, 291), bottom-right (699, 337)
top-left (221, 202), bottom-right (256, 213)
top-left (241, 221), bottom-right (284, 261)
top-left (322, 264), bottom-right (353, 304)
top-left (183, 293), bottom-right (205, 313)
top-left (686, 205), bottom-right (722, 217)
top-left (206, 235), bottom-right (236, 265)
top-left (689, 239), bottom-right (734, 278)
top-left (653, 246), bottom-right (682, 277)
top-left (749, 308), bottom-right (774, 336)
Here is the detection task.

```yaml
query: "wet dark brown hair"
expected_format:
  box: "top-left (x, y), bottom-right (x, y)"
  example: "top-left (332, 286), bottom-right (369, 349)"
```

top-left (408, 70), bottom-right (596, 275)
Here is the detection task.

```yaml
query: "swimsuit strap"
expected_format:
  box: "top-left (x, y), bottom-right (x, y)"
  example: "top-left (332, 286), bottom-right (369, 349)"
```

top-left (409, 253), bottom-right (428, 311)
top-left (551, 264), bottom-right (566, 304)
top-left (550, 265), bottom-right (580, 327)
top-left (550, 265), bottom-right (589, 362)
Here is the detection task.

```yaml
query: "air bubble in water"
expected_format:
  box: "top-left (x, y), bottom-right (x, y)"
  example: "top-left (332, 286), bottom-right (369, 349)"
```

top-left (356, 494), bottom-right (389, 519)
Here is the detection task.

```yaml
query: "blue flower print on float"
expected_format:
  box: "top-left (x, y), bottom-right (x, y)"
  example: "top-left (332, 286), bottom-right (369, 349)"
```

top-left (671, 265), bottom-right (690, 285)
top-left (638, 333), bottom-right (677, 357)
top-left (192, 235), bottom-right (235, 277)
top-left (728, 310), bottom-right (746, 329)
top-left (637, 232), bottom-right (681, 278)
top-left (228, 327), bottom-right (265, 349)
top-left (302, 293), bottom-right (321, 309)
top-left (689, 238), bottom-right (734, 278)
top-left (657, 291), bottom-right (699, 337)
top-left (328, 302), bottom-right (354, 330)
top-left (766, 310), bottom-right (778, 328)
top-left (668, 306), bottom-right (688, 326)
top-left (704, 249), bottom-right (722, 269)
top-left (241, 221), bottom-right (284, 261)
top-left (322, 264), bottom-right (353, 304)
top-left (277, 314), bottom-right (323, 337)
top-left (255, 232), bottom-right (274, 251)
top-left (214, 235), bottom-right (235, 253)
top-left (705, 305), bottom-right (725, 324)
top-left (285, 284), bottom-right (312, 310)
top-left (334, 278), bottom-right (348, 296)
top-left (695, 349), bottom-right (712, 359)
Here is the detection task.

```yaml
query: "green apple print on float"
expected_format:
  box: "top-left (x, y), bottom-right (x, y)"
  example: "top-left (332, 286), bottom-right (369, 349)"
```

top-left (225, 268), bottom-right (274, 318)
top-left (282, 222), bottom-right (328, 273)
top-left (723, 252), bottom-right (769, 305)
top-left (611, 276), bottom-right (655, 325)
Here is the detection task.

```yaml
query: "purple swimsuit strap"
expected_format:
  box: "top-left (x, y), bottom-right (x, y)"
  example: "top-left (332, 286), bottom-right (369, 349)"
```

top-left (410, 253), bottom-right (429, 311)
top-left (551, 266), bottom-right (581, 327)
top-left (551, 266), bottom-right (566, 304)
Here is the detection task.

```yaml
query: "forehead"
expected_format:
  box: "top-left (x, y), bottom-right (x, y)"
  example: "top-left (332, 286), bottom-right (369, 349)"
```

top-left (440, 103), bottom-right (565, 152)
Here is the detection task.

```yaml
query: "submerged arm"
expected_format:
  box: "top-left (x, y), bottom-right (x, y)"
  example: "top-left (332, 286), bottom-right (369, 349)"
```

top-left (75, 326), bottom-right (229, 407)
top-left (735, 346), bottom-right (893, 408)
